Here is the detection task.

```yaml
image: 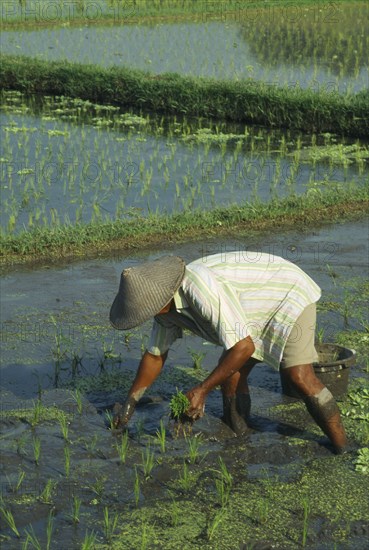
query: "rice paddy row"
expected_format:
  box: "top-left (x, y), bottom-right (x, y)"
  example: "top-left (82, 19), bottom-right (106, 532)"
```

top-left (1, 90), bottom-right (368, 239)
top-left (1, 90), bottom-right (368, 265)
top-left (2, 0), bottom-right (367, 29)
top-left (1, 3), bottom-right (368, 93)
top-left (1, 55), bottom-right (368, 140)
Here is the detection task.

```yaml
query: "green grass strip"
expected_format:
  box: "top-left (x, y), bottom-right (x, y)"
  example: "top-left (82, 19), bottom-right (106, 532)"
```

top-left (1, 0), bottom-right (366, 29)
top-left (1, 186), bottom-right (368, 266)
top-left (1, 55), bottom-right (368, 137)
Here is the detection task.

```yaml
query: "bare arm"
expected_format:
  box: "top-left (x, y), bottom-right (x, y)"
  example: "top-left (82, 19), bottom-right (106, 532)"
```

top-left (129, 350), bottom-right (168, 400)
top-left (186, 336), bottom-right (255, 419)
top-left (113, 350), bottom-right (167, 429)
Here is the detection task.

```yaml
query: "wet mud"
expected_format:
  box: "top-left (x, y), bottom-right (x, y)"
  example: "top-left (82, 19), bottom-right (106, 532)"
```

top-left (1, 382), bottom-right (368, 549)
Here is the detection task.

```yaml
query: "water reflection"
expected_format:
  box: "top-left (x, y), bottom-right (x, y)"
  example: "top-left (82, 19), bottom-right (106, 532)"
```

top-left (239, 2), bottom-right (369, 78)
top-left (1, 92), bottom-right (367, 233)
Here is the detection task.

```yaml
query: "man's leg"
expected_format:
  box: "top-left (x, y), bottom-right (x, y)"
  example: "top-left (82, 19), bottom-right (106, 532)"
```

top-left (282, 364), bottom-right (347, 452)
top-left (220, 357), bottom-right (259, 435)
top-left (282, 303), bottom-right (347, 453)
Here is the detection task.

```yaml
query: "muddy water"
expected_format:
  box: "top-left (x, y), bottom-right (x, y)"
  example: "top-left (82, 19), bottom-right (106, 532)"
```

top-left (1, 2), bottom-right (368, 92)
top-left (1, 218), bottom-right (368, 549)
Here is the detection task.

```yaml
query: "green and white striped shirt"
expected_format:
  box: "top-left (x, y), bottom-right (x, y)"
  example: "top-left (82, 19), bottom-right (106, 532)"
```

top-left (148, 252), bottom-right (321, 369)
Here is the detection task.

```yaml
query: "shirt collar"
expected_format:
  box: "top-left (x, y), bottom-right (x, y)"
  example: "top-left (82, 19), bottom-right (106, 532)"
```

top-left (173, 288), bottom-right (189, 310)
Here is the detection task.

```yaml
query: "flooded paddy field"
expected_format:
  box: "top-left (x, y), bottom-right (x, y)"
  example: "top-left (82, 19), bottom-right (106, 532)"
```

top-left (1, 218), bottom-right (368, 549)
top-left (1, 91), bottom-right (368, 234)
top-left (1, 2), bottom-right (368, 93)
top-left (0, 2), bottom-right (368, 548)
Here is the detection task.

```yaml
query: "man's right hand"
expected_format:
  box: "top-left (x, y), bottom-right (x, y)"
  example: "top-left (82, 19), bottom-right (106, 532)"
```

top-left (112, 396), bottom-right (137, 431)
top-left (186, 386), bottom-right (207, 420)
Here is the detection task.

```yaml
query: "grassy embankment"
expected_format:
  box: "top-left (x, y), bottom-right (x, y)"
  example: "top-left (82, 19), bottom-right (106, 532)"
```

top-left (1, 56), bottom-right (368, 138)
top-left (1, 185), bottom-right (368, 266)
top-left (2, 0), bottom-right (368, 30)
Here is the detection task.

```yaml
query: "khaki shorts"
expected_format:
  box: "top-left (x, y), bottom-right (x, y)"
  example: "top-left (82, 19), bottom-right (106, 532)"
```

top-left (280, 303), bottom-right (319, 369)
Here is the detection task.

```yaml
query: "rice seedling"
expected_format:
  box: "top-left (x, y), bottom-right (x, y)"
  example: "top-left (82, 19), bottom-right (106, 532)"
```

top-left (103, 506), bottom-right (119, 543)
top-left (123, 331), bottom-right (133, 348)
top-left (185, 433), bottom-right (203, 464)
top-left (32, 436), bottom-right (41, 466)
top-left (50, 318), bottom-right (68, 387)
top-left (84, 434), bottom-right (98, 454)
top-left (91, 476), bottom-right (106, 501)
top-left (164, 494), bottom-right (181, 527)
top-left (72, 388), bottom-right (83, 414)
top-left (316, 327), bottom-right (325, 344)
top-left (169, 390), bottom-right (190, 420)
top-left (105, 409), bottom-right (114, 430)
top-left (71, 351), bottom-right (83, 380)
top-left (212, 458), bottom-right (233, 508)
top-left (215, 477), bottom-right (231, 508)
top-left (39, 479), bottom-right (57, 504)
top-left (200, 456), bottom-right (230, 509)
top-left (30, 399), bottom-right (43, 427)
top-left (342, 300), bottom-right (350, 328)
top-left (101, 340), bottom-right (121, 362)
top-left (134, 468), bottom-right (140, 507)
top-left (0, 498), bottom-right (20, 538)
top-left (141, 445), bottom-right (155, 479)
top-left (81, 530), bottom-right (97, 550)
top-left (46, 510), bottom-right (54, 550)
top-left (177, 461), bottom-right (196, 492)
top-left (70, 495), bottom-right (81, 524)
top-left (115, 429), bottom-right (129, 463)
top-left (188, 348), bottom-right (206, 370)
top-left (326, 264), bottom-right (338, 287)
top-left (207, 508), bottom-right (227, 541)
top-left (7, 469), bottom-right (26, 493)
top-left (218, 457), bottom-right (233, 487)
top-left (59, 413), bottom-right (70, 442)
top-left (155, 419), bottom-right (166, 453)
top-left (23, 529), bottom-right (41, 549)
top-left (140, 340), bottom-right (146, 357)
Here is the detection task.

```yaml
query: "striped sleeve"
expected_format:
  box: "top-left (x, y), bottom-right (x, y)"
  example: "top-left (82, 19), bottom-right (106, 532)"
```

top-left (183, 265), bottom-right (249, 350)
top-left (147, 318), bottom-right (183, 356)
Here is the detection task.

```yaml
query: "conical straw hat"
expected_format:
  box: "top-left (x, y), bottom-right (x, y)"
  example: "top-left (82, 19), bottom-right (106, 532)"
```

top-left (110, 256), bottom-right (186, 330)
